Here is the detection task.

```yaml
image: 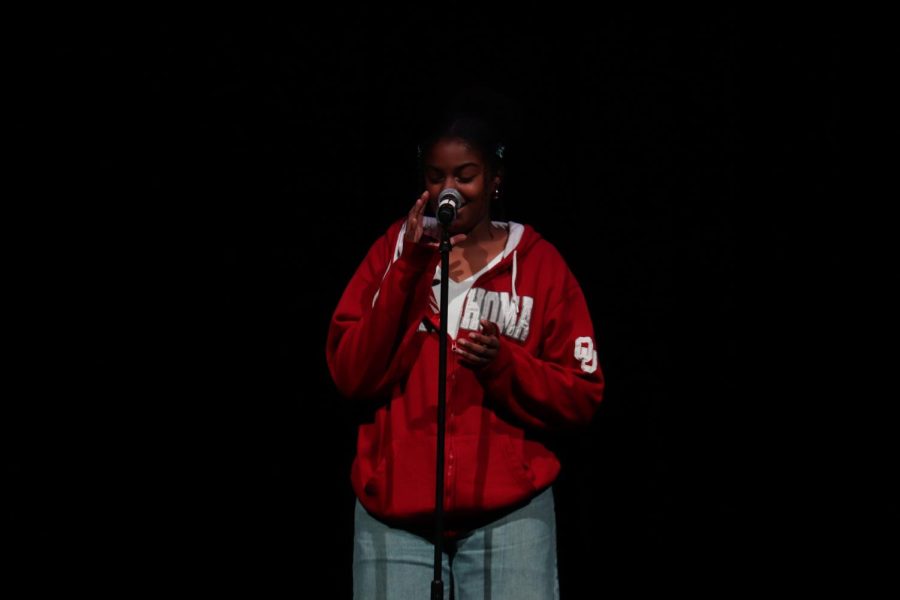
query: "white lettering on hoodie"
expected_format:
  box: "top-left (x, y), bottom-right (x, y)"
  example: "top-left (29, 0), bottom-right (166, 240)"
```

top-left (408, 219), bottom-right (533, 342)
top-left (459, 290), bottom-right (533, 342)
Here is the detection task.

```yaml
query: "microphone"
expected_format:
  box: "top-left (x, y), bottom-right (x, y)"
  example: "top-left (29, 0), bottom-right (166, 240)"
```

top-left (437, 188), bottom-right (463, 226)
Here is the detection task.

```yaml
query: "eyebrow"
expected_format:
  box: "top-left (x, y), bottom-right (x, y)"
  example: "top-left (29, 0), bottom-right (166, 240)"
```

top-left (424, 162), bottom-right (481, 171)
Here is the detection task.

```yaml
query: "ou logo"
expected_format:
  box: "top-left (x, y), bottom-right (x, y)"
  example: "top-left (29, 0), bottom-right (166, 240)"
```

top-left (574, 337), bottom-right (598, 374)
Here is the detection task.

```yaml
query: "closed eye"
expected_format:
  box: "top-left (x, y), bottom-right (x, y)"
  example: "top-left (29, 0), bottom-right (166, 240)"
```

top-left (428, 177), bottom-right (474, 184)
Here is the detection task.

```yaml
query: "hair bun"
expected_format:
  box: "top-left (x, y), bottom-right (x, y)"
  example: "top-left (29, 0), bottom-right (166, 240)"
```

top-left (444, 86), bottom-right (519, 143)
top-left (414, 86), bottom-right (521, 164)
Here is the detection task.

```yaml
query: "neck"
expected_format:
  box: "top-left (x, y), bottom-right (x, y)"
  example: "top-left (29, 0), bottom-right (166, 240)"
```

top-left (455, 217), bottom-right (505, 249)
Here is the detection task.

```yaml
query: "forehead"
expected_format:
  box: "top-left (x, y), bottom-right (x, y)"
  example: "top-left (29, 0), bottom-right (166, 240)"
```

top-left (424, 138), bottom-right (484, 167)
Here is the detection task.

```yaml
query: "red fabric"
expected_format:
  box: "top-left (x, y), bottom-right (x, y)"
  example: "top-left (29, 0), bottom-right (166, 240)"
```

top-left (326, 217), bottom-right (604, 532)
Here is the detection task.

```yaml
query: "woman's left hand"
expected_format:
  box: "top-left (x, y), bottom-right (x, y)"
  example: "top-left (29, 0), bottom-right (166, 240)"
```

top-left (454, 319), bottom-right (501, 370)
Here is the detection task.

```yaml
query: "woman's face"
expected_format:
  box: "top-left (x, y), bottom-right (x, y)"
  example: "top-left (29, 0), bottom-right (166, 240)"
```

top-left (423, 137), bottom-right (499, 235)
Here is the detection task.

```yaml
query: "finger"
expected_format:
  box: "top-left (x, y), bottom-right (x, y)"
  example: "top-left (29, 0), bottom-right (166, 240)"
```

top-left (458, 338), bottom-right (488, 355)
top-left (461, 339), bottom-right (498, 363)
top-left (453, 345), bottom-right (482, 363)
top-left (450, 233), bottom-right (468, 246)
top-left (467, 333), bottom-right (497, 348)
top-left (472, 324), bottom-right (500, 342)
top-left (480, 319), bottom-right (500, 337)
top-left (406, 217), bottom-right (420, 242)
top-left (407, 199), bottom-right (421, 224)
top-left (417, 191), bottom-right (429, 216)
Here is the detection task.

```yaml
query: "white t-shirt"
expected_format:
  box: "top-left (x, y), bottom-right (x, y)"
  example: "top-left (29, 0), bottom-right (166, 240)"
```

top-left (432, 251), bottom-right (504, 340)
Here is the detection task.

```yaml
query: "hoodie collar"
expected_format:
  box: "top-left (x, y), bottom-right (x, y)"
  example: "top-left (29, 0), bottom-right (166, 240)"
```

top-left (390, 218), bottom-right (535, 331)
top-left (394, 216), bottom-right (527, 263)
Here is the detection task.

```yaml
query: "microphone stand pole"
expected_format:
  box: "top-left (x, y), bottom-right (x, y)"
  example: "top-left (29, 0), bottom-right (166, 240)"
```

top-left (431, 223), bottom-right (451, 600)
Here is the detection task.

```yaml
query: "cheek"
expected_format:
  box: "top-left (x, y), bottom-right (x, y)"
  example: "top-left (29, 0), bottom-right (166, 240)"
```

top-left (465, 187), bottom-right (488, 204)
top-left (427, 184), bottom-right (444, 201)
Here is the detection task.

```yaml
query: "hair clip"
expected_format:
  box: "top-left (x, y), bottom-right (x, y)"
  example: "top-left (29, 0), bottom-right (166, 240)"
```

top-left (496, 143), bottom-right (505, 159)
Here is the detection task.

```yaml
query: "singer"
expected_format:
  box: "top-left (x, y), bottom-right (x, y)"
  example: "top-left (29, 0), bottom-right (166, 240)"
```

top-left (326, 89), bottom-right (605, 599)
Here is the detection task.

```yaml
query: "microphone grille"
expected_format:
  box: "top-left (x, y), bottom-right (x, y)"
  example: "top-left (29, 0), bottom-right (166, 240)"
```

top-left (438, 188), bottom-right (463, 204)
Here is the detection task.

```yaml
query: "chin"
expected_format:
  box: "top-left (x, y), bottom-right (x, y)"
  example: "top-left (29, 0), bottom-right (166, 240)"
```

top-left (449, 219), bottom-right (476, 235)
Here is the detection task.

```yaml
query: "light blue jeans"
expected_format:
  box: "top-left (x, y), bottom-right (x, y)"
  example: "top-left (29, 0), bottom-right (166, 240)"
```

top-left (352, 485), bottom-right (560, 600)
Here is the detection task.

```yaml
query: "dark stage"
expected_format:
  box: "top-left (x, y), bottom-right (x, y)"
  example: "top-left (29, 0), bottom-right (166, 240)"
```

top-left (9, 8), bottom-right (862, 596)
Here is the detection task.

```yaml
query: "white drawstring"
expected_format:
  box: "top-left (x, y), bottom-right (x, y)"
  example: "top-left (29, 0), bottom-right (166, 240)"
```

top-left (504, 249), bottom-right (519, 332)
top-left (512, 249), bottom-right (518, 304)
top-left (373, 222), bottom-right (406, 307)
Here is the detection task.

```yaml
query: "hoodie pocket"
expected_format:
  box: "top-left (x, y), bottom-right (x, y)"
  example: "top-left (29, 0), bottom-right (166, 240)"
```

top-left (362, 447), bottom-right (388, 498)
top-left (445, 433), bottom-right (537, 507)
top-left (363, 435), bottom-right (537, 517)
top-left (362, 437), bottom-right (438, 518)
top-left (501, 436), bottom-right (536, 493)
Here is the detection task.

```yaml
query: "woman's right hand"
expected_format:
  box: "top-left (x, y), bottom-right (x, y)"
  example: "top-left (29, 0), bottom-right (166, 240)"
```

top-left (405, 190), bottom-right (467, 249)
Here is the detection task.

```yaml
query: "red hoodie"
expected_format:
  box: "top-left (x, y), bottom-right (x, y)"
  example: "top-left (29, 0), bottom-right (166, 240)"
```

top-left (326, 216), bottom-right (604, 536)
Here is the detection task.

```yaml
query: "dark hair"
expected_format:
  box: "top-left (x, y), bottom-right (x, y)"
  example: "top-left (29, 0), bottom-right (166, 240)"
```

top-left (415, 87), bottom-right (520, 220)
top-left (417, 116), bottom-right (507, 176)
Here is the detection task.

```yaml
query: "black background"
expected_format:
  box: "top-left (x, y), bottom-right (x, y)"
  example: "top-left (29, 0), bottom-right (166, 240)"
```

top-left (11, 8), bottom-right (861, 596)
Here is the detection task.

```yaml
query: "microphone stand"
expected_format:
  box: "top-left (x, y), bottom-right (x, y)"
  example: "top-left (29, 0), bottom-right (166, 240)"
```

top-left (431, 222), bottom-right (451, 600)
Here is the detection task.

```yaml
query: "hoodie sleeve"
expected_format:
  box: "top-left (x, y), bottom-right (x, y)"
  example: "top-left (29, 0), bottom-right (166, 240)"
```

top-left (326, 222), bottom-right (437, 400)
top-left (474, 266), bottom-right (604, 432)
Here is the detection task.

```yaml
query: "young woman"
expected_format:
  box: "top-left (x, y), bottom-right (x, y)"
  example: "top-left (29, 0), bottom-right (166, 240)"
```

top-left (326, 95), bottom-right (605, 599)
